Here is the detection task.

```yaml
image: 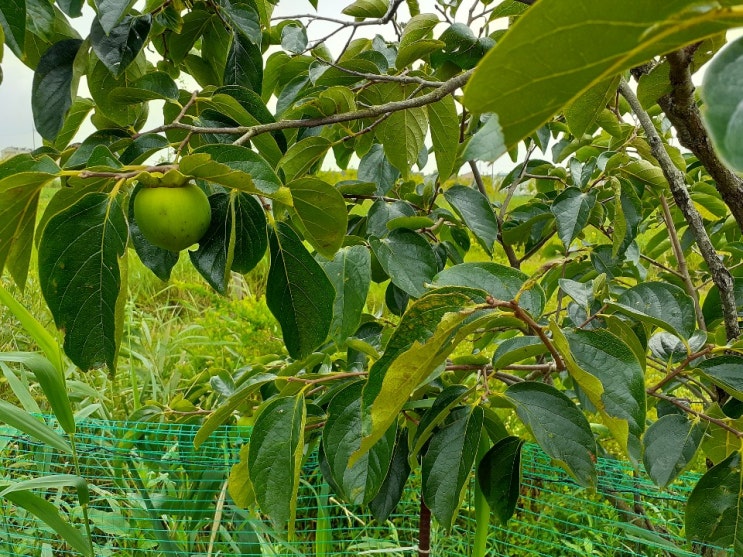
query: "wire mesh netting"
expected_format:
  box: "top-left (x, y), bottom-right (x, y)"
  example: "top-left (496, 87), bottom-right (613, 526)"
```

top-left (0, 417), bottom-right (730, 556)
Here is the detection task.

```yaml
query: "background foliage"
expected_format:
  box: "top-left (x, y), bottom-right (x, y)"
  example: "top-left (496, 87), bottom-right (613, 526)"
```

top-left (4, 0), bottom-right (743, 554)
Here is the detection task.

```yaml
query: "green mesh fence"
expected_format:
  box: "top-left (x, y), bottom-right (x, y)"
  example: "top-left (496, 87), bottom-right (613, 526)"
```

top-left (0, 417), bottom-right (729, 556)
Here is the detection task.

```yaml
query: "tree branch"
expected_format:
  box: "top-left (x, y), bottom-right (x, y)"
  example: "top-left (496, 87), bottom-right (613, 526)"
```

top-left (656, 48), bottom-right (743, 231)
top-left (619, 80), bottom-right (740, 341)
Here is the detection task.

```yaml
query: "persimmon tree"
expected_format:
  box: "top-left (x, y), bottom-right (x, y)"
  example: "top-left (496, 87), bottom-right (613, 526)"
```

top-left (5, 0), bottom-right (743, 554)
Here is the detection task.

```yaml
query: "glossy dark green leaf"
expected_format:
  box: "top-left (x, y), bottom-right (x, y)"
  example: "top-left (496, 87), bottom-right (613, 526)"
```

top-left (369, 431), bottom-right (411, 523)
top-left (427, 95), bottom-right (459, 180)
top-left (109, 71), bottom-right (178, 103)
top-left (2, 490), bottom-right (92, 556)
top-left (190, 191), bottom-right (267, 294)
top-left (463, 0), bottom-right (743, 148)
top-left (221, 0), bottom-right (261, 46)
top-left (697, 356), bottom-right (743, 401)
top-left (396, 14), bottom-right (444, 68)
top-left (477, 436), bottom-right (524, 525)
top-left (357, 144), bottom-right (400, 195)
top-left (703, 278), bottom-right (743, 327)
top-left (31, 39), bottom-right (83, 141)
top-left (91, 14), bottom-right (151, 78)
top-left (643, 414), bottom-right (704, 488)
top-left (612, 179), bottom-right (643, 257)
top-left (323, 382), bottom-right (396, 505)
top-left (224, 32), bottom-right (263, 93)
top-left (128, 183), bottom-right (179, 281)
top-left (423, 406), bottom-right (483, 530)
top-left (686, 450), bottom-right (743, 553)
top-left (370, 229), bottom-right (437, 298)
top-left (551, 187), bottom-right (596, 249)
top-left (611, 282), bottom-right (696, 341)
top-left (39, 193), bottom-right (127, 372)
top-left (267, 222), bottom-right (334, 359)
top-left (248, 394), bottom-right (305, 534)
top-left (289, 177), bottom-right (347, 258)
top-left (120, 134), bottom-right (170, 165)
top-left (506, 382), bottom-right (596, 487)
top-left (433, 262), bottom-right (546, 318)
top-left (94, 0), bottom-right (135, 34)
top-left (411, 385), bottom-right (470, 458)
top-left (56, 0), bottom-right (84, 18)
top-left (556, 327), bottom-right (646, 462)
top-left (444, 185), bottom-right (500, 255)
top-left (0, 155), bottom-right (59, 289)
top-left (321, 245), bottom-right (371, 344)
top-left (0, 0), bottom-right (25, 56)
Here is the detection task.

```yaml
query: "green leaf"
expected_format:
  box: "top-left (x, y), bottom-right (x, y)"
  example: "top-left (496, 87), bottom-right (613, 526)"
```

top-left (288, 177), bottom-right (348, 258)
top-left (321, 245), bottom-right (371, 344)
top-left (369, 432), bottom-right (411, 523)
top-left (229, 445), bottom-right (255, 508)
top-left (703, 278), bottom-right (743, 327)
top-left (224, 32), bottom-right (263, 93)
top-left (90, 14), bottom-right (151, 78)
top-left (2, 490), bottom-right (92, 556)
top-left (370, 83), bottom-right (428, 177)
top-left (0, 353), bottom-right (74, 435)
top-left (32, 38), bottom-right (83, 141)
top-left (463, 0), bottom-right (743, 147)
top-left (323, 382), bottom-right (397, 505)
top-left (697, 356), bottom-right (743, 401)
top-left (492, 336), bottom-right (548, 369)
top-left (643, 414), bottom-right (704, 488)
top-left (0, 400), bottom-right (71, 454)
top-left (0, 155), bottom-right (59, 289)
top-left (189, 192), bottom-right (268, 294)
top-left (281, 24), bottom-right (307, 55)
top-left (433, 262), bottom-right (546, 318)
top-left (686, 450), bottom-right (743, 553)
top-left (109, 71), bottom-right (179, 103)
top-left (617, 159), bottom-right (667, 190)
top-left (248, 394), bottom-right (305, 535)
top-left (277, 137), bottom-right (332, 183)
top-left (477, 436), bottom-right (524, 525)
top-left (342, 0), bottom-right (389, 19)
top-left (411, 385), bottom-right (470, 460)
top-left (221, 0), bottom-right (261, 46)
top-left (396, 14), bottom-right (444, 68)
top-left (550, 187), bottom-right (596, 249)
top-left (610, 282), bottom-right (696, 341)
top-left (444, 185), bottom-right (500, 255)
top-left (357, 289), bottom-right (490, 460)
top-left (56, 0), bottom-right (84, 18)
top-left (1, 474), bottom-right (88, 505)
top-left (94, 0), bottom-right (136, 34)
top-left (422, 406), bottom-right (483, 530)
top-left (88, 52), bottom-right (146, 127)
top-left (612, 179), bottom-right (643, 257)
top-left (0, 0), bottom-right (25, 57)
top-left (183, 145), bottom-right (288, 201)
top-left (564, 76), bottom-right (619, 137)
top-left (267, 222), bottom-right (334, 359)
top-left (462, 115), bottom-right (507, 163)
top-left (53, 97), bottom-right (94, 151)
top-left (39, 193), bottom-right (127, 372)
top-left (370, 230), bottom-right (437, 298)
top-left (553, 326), bottom-right (646, 462)
top-left (505, 382), bottom-right (596, 487)
top-left (427, 95), bottom-right (459, 180)
top-left (701, 36), bottom-right (743, 172)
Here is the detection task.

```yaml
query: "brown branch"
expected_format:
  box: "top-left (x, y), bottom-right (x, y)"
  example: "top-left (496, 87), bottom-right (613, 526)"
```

top-left (619, 80), bottom-right (740, 341)
top-left (647, 345), bottom-right (713, 395)
top-left (649, 392), bottom-right (743, 438)
top-left (657, 48), bottom-right (743, 231)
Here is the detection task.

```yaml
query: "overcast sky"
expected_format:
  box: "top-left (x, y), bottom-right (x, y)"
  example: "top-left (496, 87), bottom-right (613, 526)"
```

top-left (0, 0), bottom-right (435, 152)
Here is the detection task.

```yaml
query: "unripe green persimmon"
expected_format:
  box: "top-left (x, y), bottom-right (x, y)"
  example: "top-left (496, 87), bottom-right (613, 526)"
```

top-left (134, 183), bottom-right (212, 252)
